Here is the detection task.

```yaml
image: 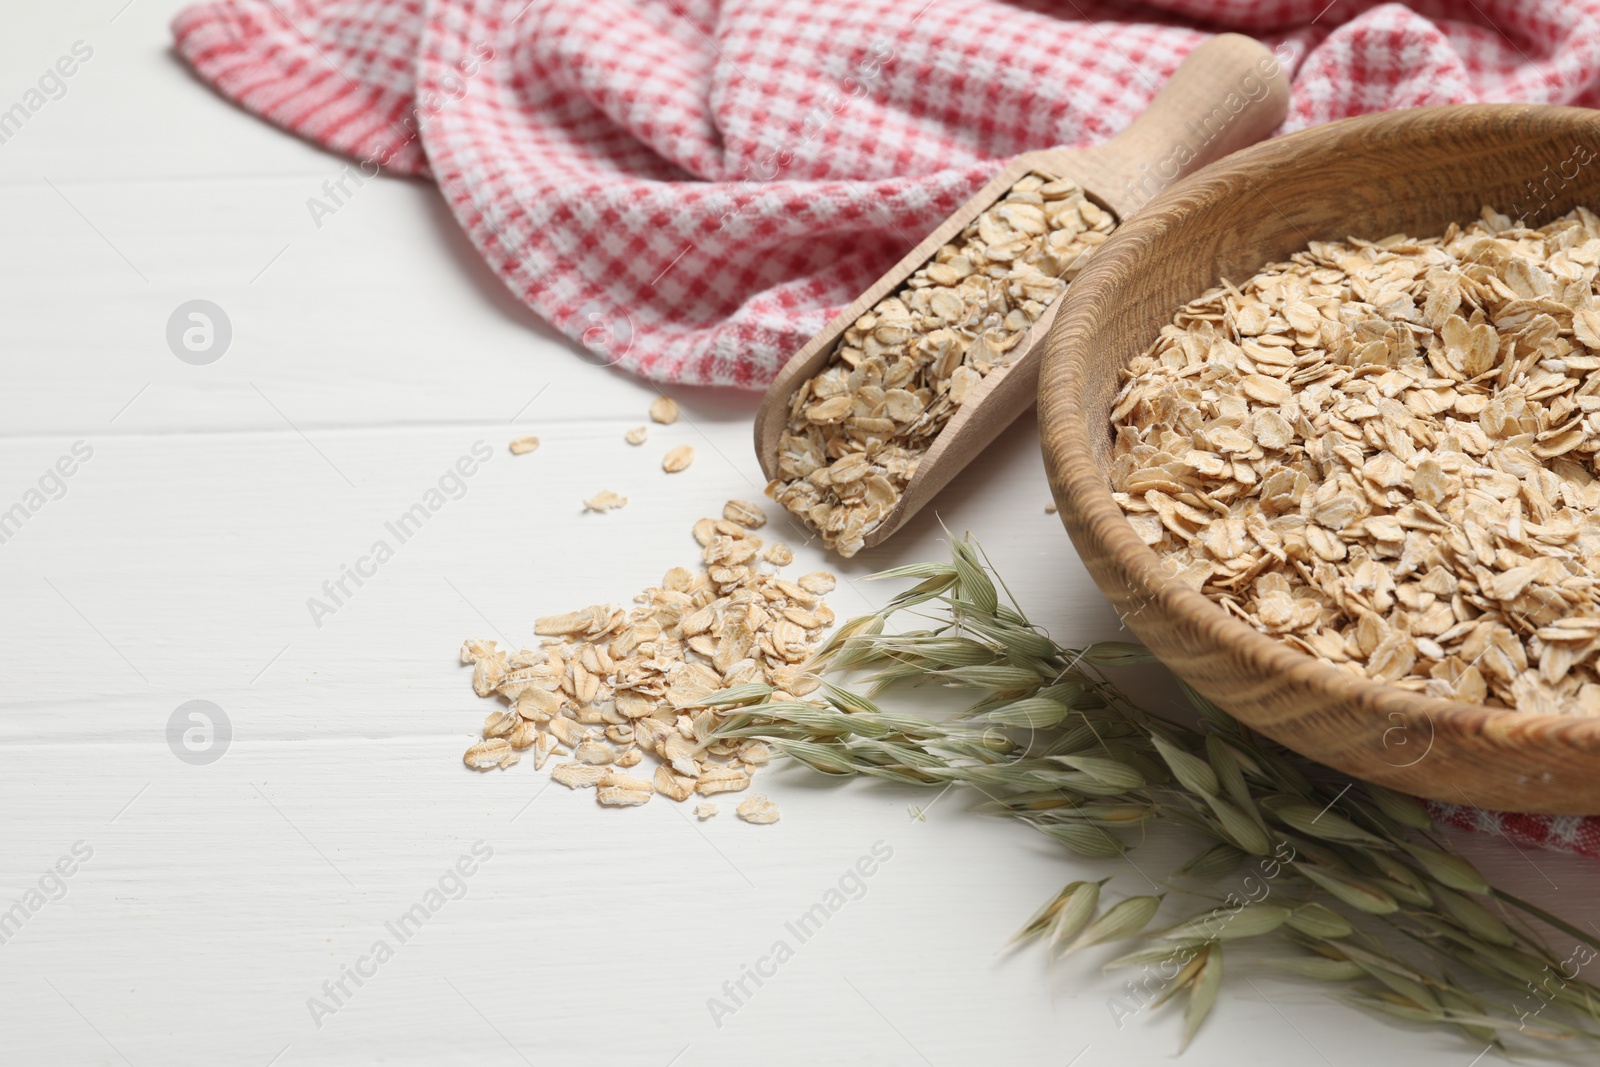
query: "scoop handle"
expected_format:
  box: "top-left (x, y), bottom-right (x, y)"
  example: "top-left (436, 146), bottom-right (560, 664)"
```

top-left (1078, 34), bottom-right (1292, 219)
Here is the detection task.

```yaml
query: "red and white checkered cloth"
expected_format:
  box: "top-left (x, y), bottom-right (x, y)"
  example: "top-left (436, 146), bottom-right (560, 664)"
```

top-left (174, 0), bottom-right (1600, 856)
top-left (1427, 801), bottom-right (1600, 859)
top-left (173, 0), bottom-right (1600, 388)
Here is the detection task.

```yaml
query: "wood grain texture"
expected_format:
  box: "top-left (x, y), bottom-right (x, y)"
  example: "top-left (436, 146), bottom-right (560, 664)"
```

top-left (754, 34), bottom-right (1290, 551)
top-left (15, 6), bottom-right (1599, 1061)
top-left (1040, 104), bottom-right (1600, 814)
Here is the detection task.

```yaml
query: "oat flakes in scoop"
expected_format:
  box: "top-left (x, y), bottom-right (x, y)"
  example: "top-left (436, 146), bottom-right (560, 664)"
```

top-left (770, 172), bottom-right (1115, 556)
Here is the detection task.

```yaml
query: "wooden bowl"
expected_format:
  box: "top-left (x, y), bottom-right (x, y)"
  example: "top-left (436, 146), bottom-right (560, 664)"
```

top-left (1040, 105), bottom-right (1600, 815)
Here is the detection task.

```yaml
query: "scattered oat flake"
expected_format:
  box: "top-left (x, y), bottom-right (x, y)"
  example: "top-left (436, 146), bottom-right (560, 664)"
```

top-left (597, 785), bottom-right (652, 807)
top-left (797, 571), bottom-right (837, 595)
top-left (1045, 502), bottom-right (1058, 514)
top-left (596, 767), bottom-right (653, 807)
top-left (736, 740), bottom-right (772, 765)
top-left (573, 740), bottom-right (617, 765)
top-left (551, 762), bottom-right (607, 789)
top-left (584, 490), bottom-right (628, 512)
top-left (536, 609), bottom-right (598, 637)
top-left (654, 765), bottom-right (697, 801)
top-left (724, 500), bottom-right (767, 527)
top-left (459, 513), bottom-right (838, 810)
top-left (662, 445), bottom-right (695, 473)
top-left (736, 794), bottom-right (780, 824)
top-left (695, 802), bottom-right (718, 820)
top-left (697, 766), bottom-right (751, 795)
top-left (625, 425), bottom-right (648, 445)
top-left (463, 738), bottom-right (514, 770)
top-left (547, 714), bottom-right (589, 748)
top-left (649, 397), bottom-right (680, 424)
top-left (509, 436), bottom-right (540, 455)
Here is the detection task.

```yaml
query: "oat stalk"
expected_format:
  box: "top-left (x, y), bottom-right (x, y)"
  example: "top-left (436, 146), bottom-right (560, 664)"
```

top-left (709, 535), bottom-right (1600, 1058)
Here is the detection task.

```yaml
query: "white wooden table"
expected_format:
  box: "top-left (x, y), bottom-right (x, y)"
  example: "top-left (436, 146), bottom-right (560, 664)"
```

top-left (4, 4), bottom-right (1595, 1064)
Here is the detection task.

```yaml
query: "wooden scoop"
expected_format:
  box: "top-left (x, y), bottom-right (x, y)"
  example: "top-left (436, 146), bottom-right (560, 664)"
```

top-left (754, 33), bottom-right (1291, 554)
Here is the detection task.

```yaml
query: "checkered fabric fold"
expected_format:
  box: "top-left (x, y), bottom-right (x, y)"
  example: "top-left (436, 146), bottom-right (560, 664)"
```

top-left (1427, 801), bottom-right (1600, 859)
top-left (174, 0), bottom-right (1600, 388)
top-left (174, 0), bottom-right (1600, 855)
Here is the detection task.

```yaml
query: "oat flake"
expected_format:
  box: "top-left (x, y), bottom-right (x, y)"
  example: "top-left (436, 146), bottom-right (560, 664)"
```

top-left (1111, 205), bottom-right (1600, 716)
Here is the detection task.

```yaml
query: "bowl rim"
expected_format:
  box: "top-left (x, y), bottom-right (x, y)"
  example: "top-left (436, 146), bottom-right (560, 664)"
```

top-left (1040, 102), bottom-right (1600, 759)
